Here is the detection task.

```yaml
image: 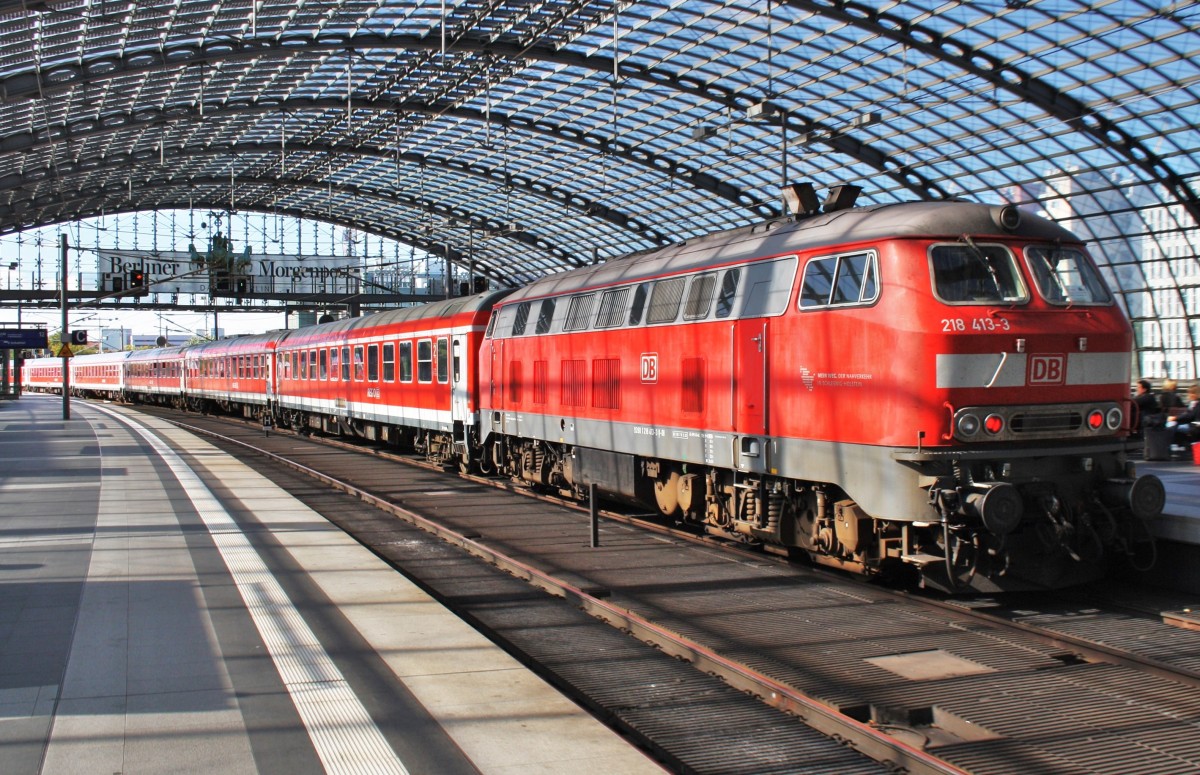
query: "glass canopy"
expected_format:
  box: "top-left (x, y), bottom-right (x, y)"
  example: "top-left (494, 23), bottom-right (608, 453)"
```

top-left (0, 0), bottom-right (1195, 375)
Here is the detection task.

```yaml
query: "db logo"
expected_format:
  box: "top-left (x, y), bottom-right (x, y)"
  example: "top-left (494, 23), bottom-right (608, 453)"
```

top-left (640, 353), bottom-right (659, 383)
top-left (1028, 354), bottom-right (1066, 385)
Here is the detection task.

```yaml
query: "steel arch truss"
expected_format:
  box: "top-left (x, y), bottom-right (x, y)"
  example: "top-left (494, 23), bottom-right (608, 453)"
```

top-left (0, 0), bottom-right (1198, 373)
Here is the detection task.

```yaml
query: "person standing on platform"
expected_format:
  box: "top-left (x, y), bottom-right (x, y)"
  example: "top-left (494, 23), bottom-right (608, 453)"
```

top-left (1133, 379), bottom-right (1163, 437)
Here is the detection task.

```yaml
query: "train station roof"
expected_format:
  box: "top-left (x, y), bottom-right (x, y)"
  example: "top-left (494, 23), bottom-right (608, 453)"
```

top-left (0, 2), bottom-right (1196, 331)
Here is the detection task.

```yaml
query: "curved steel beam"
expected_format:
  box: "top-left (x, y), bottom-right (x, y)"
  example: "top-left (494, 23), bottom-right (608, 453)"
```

top-left (783, 0), bottom-right (1200, 224)
top-left (0, 32), bottom-right (944, 201)
top-left (0, 98), bottom-right (758, 224)
top-left (0, 140), bottom-right (672, 247)
top-left (0, 175), bottom-right (589, 279)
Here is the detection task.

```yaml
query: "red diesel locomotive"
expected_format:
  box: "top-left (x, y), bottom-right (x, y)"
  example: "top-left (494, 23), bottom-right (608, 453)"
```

top-left (24, 199), bottom-right (1163, 592)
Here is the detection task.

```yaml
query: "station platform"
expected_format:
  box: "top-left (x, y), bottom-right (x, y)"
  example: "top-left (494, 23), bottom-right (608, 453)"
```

top-left (0, 395), bottom-right (664, 775)
top-left (1139, 456), bottom-right (1200, 544)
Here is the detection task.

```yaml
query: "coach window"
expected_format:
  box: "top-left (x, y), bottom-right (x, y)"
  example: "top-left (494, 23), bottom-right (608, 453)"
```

top-left (715, 269), bottom-right (741, 318)
top-left (452, 340), bottom-right (461, 383)
top-left (290, 352), bottom-right (298, 380)
top-left (417, 340), bottom-right (433, 382)
top-left (535, 298), bottom-right (556, 334)
top-left (512, 302), bottom-right (531, 336)
top-left (309, 349), bottom-right (319, 380)
top-left (400, 341), bottom-right (413, 382)
top-left (319, 349), bottom-right (328, 380)
top-left (353, 346), bottom-right (365, 381)
top-left (437, 338), bottom-right (449, 383)
top-left (383, 343), bottom-right (395, 382)
top-left (367, 344), bottom-right (379, 381)
top-left (299, 351), bottom-right (308, 380)
top-left (329, 347), bottom-right (339, 380)
top-left (341, 346), bottom-right (350, 381)
top-left (930, 243), bottom-right (1026, 304)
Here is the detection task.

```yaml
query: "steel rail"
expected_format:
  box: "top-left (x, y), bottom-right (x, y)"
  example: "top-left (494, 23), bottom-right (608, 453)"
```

top-left (160, 412), bottom-right (967, 775)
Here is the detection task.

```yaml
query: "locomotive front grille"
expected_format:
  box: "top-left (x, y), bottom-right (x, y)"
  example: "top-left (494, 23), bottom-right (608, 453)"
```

top-left (1010, 411), bottom-right (1081, 434)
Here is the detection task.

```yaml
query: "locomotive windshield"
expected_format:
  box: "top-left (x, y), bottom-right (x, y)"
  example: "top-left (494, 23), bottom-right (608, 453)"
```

top-left (1025, 246), bottom-right (1112, 305)
top-left (930, 242), bottom-right (1027, 304)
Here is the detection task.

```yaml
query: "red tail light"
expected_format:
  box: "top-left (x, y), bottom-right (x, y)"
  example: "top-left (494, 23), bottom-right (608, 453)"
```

top-left (984, 414), bottom-right (1004, 434)
top-left (1087, 410), bottom-right (1104, 430)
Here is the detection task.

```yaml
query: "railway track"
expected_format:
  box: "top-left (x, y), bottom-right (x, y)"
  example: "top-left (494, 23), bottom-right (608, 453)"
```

top-left (133, 404), bottom-right (1200, 775)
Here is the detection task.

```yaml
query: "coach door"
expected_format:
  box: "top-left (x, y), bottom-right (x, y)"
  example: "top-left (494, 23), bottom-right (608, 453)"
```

top-left (451, 334), bottom-right (470, 425)
top-left (733, 320), bottom-right (767, 437)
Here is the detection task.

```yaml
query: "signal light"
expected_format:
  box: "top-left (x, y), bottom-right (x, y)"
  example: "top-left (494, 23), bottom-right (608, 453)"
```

top-left (984, 414), bottom-right (1004, 435)
top-left (1106, 407), bottom-right (1122, 430)
top-left (127, 269), bottom-right (149, 296)
top-left (1087, 410), bottom-right (1105, 431)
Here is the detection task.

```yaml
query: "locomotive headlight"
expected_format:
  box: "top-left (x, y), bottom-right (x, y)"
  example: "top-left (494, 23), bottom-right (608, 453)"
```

top-left (957, 414), bottom-right (980, 437)
top-left (1087, 409), bottom-right (1105, 431)
top-left (1106, 407), bottom-right (1123, 430)
top-left (984, 414), bottom-right (1004, 435)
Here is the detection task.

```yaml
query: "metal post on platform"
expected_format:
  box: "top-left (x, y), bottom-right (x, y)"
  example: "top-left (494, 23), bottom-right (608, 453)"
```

top-left (60, 233), bottom-right (70, 420)
top-left (589, 482), bottom-right (599, 548)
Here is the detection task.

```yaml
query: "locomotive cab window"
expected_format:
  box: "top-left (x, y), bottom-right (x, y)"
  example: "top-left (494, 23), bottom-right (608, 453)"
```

top-left (930, 242), bottom-right (1027, 304)
top-left (1025, 246), bottom-right (1112, 305)
top-left (800, 252), bottom-right (879, 309)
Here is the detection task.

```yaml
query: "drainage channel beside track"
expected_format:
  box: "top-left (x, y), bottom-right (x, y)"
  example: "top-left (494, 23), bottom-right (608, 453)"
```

top-left (140, 405), bottom-right (1200, 775)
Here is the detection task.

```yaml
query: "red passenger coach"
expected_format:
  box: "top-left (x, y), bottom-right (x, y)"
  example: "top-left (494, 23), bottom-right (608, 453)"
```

top-left (124, 346), bottom-right (188, 406)
top-left (70, 351), bottom-right (130, 399)
top-left (186, 333), bottom-right (281, 415)
top-left (22, 356), bottom-right (63, 393)
top-left (481, 200), bottom-right (1163, 592)
top-left (275, 292), bottom-right (509, 465)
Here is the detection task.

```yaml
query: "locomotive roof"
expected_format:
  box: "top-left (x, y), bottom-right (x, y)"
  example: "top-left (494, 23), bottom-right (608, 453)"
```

top-left (499, 200), bottom-right (1080, 304)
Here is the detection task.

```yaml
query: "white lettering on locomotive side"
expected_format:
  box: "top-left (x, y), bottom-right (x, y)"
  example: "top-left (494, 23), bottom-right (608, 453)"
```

top-left (640, 353), bottom-right (659, 383)
top-left (798, 367), bottom-right (874, 390)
